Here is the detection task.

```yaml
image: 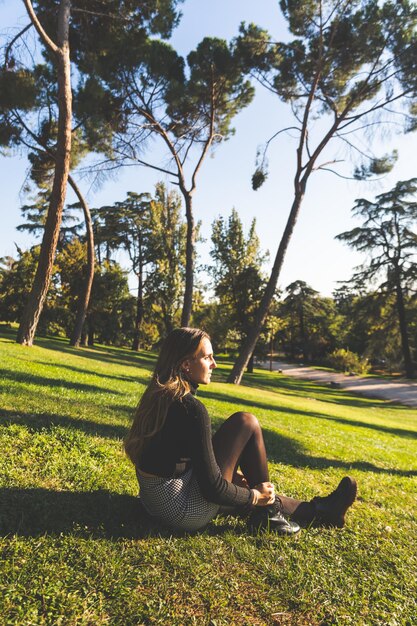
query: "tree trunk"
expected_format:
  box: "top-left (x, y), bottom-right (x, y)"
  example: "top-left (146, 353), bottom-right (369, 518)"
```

top-left (394, 275), bottom-right (414, 378)
top-left (299, 304), bottom-right (308, 362)
top-left (17, 0), bottom-right (72, 346)
top-left (132, 266), bottom-right (144, 351)
top-left (247, 353), bottom-right (254, 373)
top-left (88, 323), bottom-right (95, 346)
top-left (227, 190), bottom-right (305, 384)
top-left (165, 314), bottom-right (174, 335)
top-left (180, 193), bottom-right (195, 327)
top-left (68, 175), bottom-right (95, 347)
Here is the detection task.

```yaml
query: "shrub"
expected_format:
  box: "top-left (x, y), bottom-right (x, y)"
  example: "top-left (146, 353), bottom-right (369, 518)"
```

top-left (328, 348), bottom-right (369, 375)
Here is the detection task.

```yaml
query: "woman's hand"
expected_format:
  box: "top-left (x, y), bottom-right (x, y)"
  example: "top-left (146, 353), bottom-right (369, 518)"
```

top-left (252, 481), bottom-right (275, 506)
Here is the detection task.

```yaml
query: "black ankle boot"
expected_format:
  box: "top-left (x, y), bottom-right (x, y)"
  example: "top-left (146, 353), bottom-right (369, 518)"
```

top-left (311, 476), bottom-right (357, 528)
top-left (248, 497), bottom-right (301, 536)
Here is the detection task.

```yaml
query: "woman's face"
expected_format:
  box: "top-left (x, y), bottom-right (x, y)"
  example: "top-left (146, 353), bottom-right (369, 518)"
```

top-left (183, 337), bottom-right (217, 385)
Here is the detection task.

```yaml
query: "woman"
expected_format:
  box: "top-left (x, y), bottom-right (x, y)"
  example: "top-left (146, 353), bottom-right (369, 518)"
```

top-left (125, 328), bottom-right (357, 534)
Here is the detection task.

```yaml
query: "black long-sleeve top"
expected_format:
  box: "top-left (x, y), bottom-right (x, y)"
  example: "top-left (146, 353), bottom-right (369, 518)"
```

top-left (139, 390), bottom-right (253, 508)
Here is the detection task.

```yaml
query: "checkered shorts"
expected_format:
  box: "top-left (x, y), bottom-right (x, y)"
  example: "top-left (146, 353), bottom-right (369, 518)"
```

top-left (137, 468), bottom-right (220, 532)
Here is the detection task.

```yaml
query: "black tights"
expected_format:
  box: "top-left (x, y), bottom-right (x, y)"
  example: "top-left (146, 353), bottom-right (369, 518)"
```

top-left (212, 412), bottom-right (269, 487)
top-left (212, 411), bottom-right (315, 521)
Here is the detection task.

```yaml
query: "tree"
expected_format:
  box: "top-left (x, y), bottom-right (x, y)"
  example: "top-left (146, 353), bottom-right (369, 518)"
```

top-left (68, 32), bottom-right (254, 326)
top-left (0, 61), bottom-right (97, 346)
top-left (209, 209), bottom-right (268, 371)
top-left (86, 261), bottom-right (135, 347)
top-left (14, 169), bottom-right (95, 347)
top-left (145, 184), bottom-right (187, 336)
top-left (0, 246), bottom-right (60, 334)
top-left (112, 192), bottom-right (153, 351)
top-left (26, 148), bottom-right (97, 348)
top-left (278, 280), bottom-right (338, 362)
top-left (92, 183), bottom-right (187, 347)
top-left (228, 0), bottom-right (417, 383)
top-left (0, 247), bottom-right (39, 324)
top-left (18, 192), bottom-right (82, 245)
top-left (333, 285), bottom-right (401, 369)
top-left (1, 1), bottom-right (182, 346)
top-left (90, 194), bottom-right (152, 350)
top-left (14, 0), bottom-right (72, 346)
top-left (66, 176), bottom-right (95, 347)
top-left (336, 178), bottom-right (417, 378)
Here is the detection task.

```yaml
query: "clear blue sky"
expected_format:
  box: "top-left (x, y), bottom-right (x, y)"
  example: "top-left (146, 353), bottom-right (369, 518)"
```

top-left (1, 0), bottom-right (416, 296)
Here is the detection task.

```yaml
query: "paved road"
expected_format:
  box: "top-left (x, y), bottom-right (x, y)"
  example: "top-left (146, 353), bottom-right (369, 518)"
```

top-left (257, 361), bottom-right (417, 408)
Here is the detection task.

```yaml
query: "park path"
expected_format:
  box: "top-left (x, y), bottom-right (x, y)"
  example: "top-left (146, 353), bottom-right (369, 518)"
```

top-left (258, 360), bottom-right (417, 408)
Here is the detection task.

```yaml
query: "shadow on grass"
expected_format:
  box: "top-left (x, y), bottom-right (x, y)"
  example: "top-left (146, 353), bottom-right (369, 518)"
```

top-left (1, 326), bottom-right (157, 372)
top-left (205, 390), bottom-right (417, 440)
top-left (0, 487), bottom-right (236, 539)
top-left (0, 368), bottom-right (126, 396)
top-left (5, 408), bottom-right (414, 477)
top-left (49, 362), bottom-right (151, 386)
top-left (34, 336), bottom-right (156, 371)
top-left (261, 428), bottom-right (417, 477)
top-left (0, 409), bottom-right (130, 440)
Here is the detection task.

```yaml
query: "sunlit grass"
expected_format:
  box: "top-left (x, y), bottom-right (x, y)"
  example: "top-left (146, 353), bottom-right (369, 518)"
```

top-left (1, 327), bottom-right (416, 625)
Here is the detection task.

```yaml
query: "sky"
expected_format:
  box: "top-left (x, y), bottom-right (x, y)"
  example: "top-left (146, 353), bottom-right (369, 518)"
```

top-left (1, 0), bottom-right (417, 297)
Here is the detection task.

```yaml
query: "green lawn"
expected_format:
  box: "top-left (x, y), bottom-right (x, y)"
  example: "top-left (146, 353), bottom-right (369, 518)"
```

top-left (1, 327), bottom-right (416, 625)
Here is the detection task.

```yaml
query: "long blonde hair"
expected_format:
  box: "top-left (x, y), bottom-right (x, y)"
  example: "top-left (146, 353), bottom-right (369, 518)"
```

top-left (124, 327), bottom-right (210, 466)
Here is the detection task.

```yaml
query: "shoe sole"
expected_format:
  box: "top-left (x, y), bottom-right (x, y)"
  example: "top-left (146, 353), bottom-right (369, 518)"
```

top-left (249, 520), bottom-right (301, 536)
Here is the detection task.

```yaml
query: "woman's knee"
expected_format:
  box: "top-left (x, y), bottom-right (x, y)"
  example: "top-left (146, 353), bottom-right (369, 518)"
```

top-left (229, 411), bottom-right (260, 433)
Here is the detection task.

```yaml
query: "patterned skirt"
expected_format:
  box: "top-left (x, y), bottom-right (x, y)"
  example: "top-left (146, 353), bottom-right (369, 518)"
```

top-left (137, 468), bottom-right (220, 532)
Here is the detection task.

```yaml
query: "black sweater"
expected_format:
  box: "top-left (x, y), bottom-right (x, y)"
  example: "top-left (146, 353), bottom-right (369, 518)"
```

top-left (139, 391), bottom-right (253, 508)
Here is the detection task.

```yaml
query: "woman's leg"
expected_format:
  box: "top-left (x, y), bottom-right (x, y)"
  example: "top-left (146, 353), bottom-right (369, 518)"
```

top-left (212, 411), bottom-right (357, 527)
top-left (212, 411), bottom-right (269, 487)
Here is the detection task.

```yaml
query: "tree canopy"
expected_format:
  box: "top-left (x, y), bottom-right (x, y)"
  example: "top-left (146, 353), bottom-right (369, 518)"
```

top-left (228, 0), bottom-right (417, 383)
top-left (337, 178), bottom-right (417, 377)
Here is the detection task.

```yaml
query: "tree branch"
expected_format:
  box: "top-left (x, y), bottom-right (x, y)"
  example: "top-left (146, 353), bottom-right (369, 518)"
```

top-left (3, 23), bottom-right (33, 69)
top-left (22, 0), bottom-right (59, 54)
top-left (190, 67), bottom-right (216, 192)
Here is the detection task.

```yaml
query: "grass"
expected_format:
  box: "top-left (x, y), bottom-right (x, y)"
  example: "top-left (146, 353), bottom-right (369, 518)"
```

top-left (1, 326), bottom-right (416, 625)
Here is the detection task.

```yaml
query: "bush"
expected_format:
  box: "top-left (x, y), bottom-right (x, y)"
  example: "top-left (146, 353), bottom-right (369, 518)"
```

top-left (328, 348), bottom-right (369, 375)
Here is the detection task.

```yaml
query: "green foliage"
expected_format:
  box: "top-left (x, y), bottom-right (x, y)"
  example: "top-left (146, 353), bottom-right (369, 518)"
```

top-left (0, 241), bottom-right (137, 346)
top-left (145, 183), bottom-right (187, 335)
top-left (17, 191), bottom-right (82, 243)
top-left (74, 77), bottom-right (125, 153)
top-left (34, 0), bottom-right (183, 70)
top-left (56, 238), bottom-right (90, 314)
top-left (85, 260), bottom-right (135, 346)
top-left (209, 209), bottom-right (268, 351)
top-left (0, 69), bottom-right (37, 110)
top-left (166, 37), bottom-right (254, 144)
top-left (236, 1), bottom-right (417, 182)
top-left (0, 69), bottom-right (37, 146)
top-left (336, 179), bottom-right (417, 376)
top-left (328, 348), bottom-right (370, 375)
top-left (0, 246), bottom-right (58, 329)
top-left (0, 249), bottom-right (38, 323)
top-left (278, 280), bottom-right (340, 362)
top-left (251, 167), bottom-right (268, 190)
top-left (353, 151), bottom-right (399, 180)
top-left (27, 124), bottom-right (89, 190)
top-left (0, 0), bottom-right (183, 192)
top-left (92, 182), bottom-right (187, 343)
top-left (333, 288), bottom-right (407, 372)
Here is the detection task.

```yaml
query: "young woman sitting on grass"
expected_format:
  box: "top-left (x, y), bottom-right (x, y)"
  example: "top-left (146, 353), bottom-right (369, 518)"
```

top-left (125, 328), bottom-right (357, 534)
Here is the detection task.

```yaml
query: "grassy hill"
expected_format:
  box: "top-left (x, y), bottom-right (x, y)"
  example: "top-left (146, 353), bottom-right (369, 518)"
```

top-left (1, 327), bottom-right (416, 625)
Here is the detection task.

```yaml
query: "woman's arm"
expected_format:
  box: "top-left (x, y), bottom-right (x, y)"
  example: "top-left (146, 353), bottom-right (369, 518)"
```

top-left (184, 396), bottom-right (254, 508)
